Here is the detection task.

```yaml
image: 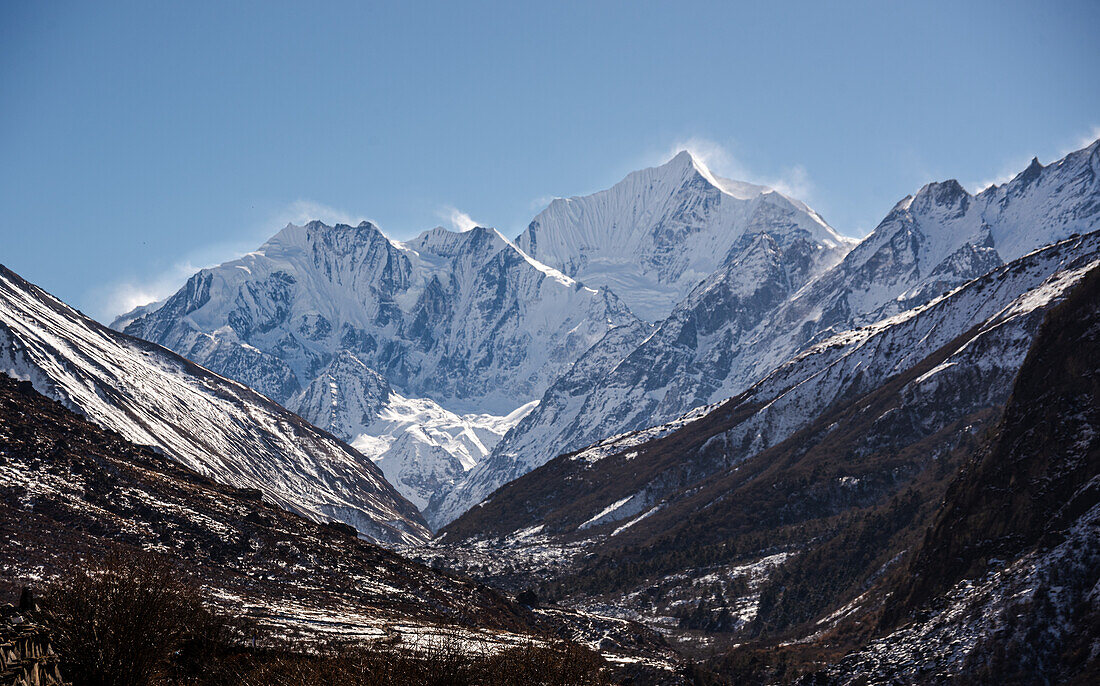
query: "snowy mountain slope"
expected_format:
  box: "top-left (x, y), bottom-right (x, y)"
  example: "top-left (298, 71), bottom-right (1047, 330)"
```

top-left (349, 398), bottom-right (536, 514)
top-left (425, 319), bottom-right (653, 527)
top-left (0, 264), bottom-right (429, 545)
top-left (758, 139), bottom-right (1100, 359)
top-left (287, 350), bottom-right (536, 511)
top-left (287, 350), bottom-right (394, 440)
top-left (826, 267), bottom-right (1100, 683)
top-left (432, 141), bottom-right (1100, 526)
top-left (118, 221), bottom-right (637, 416)
top-left (516, 150), bottom-right (854, 322)
top-left (429, 225), bottom-right (839, 525)
top-left (440, 231), bottom-right (1100, 543)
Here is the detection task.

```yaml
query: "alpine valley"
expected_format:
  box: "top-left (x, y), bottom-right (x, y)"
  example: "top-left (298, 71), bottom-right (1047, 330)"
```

top-left (3, 140), bottom-right (1099, 684)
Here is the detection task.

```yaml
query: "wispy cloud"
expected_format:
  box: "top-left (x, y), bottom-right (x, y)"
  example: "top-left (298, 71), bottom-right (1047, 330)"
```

top-left (968, 125), bottom-right (1100, 194)
top-left (93, 261), bottom-right (206, 324)
top-left (1063, 125), bottom-right (1100, 156)
top-left (967, 163), bottom-right (1026, 194)
top-left (529, 195), bottom-right (559, 211)
top-left (658, 136), bottom-right (816, 201)
top-left (768, 165), bottom-right (813, 202)
top-left (438, 205), bottom-right (480, 231)
top-left (271, 200), bottom-right (369, 228)
top-left (93, 199), bottom-right (366, 324)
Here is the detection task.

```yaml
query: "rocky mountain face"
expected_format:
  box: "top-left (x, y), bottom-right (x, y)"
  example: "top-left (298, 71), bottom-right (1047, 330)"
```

top-left (439, 232), bottom-right (1100, 548)
top-left (287, 349), bottom-right (394, 440)
top-left (434, 228), bottom-right (844, 526)
top-left (826, 264), bottom-right (1100, 684)
top-left (0, 265), bottom-right (428, 545)
top-left (897, 265), bottom-right (1100, 618)
top-left (287, 349), bottom-right (536, 511)
top-left (432, 141), bottom-right (1100, 527)
top-left (427, 259), bottom-right (1099, 682)
top-left (767, 140), bottom-right (1100, 347)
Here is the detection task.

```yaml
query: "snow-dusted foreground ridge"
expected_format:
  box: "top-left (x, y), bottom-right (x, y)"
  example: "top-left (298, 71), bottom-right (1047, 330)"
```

top-left (0, 371), bottom-right (678, 676)
top-left (0, 264), bottom-right (429, 545)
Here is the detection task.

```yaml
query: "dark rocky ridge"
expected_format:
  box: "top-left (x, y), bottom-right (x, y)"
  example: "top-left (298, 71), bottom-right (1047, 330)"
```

top-left (0, 371), bottom-right (677, 674)
top-left (0, 370), bottom-right (520, 634)
top-left (818, 264), bottom-right (1100, 684)
top-left (428, 261), bottom-right (1100, 681)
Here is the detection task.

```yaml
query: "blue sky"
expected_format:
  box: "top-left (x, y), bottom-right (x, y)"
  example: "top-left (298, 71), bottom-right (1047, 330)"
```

top-left (2, 1), bottom-right (1097, 321)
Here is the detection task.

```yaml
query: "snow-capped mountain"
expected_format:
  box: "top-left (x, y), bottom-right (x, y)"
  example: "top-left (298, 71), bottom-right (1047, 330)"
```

top-left (443, 227), bottom-right (844, 520)
top-left (119, 221), bottom-right (635, 415)
top-left (0, 264), bottom-right (428, 545)
top-left (766, 139), bottom-right (1100, 346)
top-left (431, 141), bottom-right (1100, 526)
top-left (517, 150), bottom-right (854, 322)
top-left (426, 153), bottom-right (855, 525)
top-left (114, 221), bottom-right (638, 513)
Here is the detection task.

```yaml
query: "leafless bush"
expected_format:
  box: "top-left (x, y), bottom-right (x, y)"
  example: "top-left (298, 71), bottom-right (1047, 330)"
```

top-left (234, 635), bottom-right (610, 686)
top-left (39, 549), bottom-right (218, 686)
top-left (35, 548), bottom-right (607, 685)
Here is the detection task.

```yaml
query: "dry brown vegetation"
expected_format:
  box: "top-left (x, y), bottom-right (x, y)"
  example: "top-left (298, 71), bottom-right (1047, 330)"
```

top-left (33, 550), bottom-right (611, 686)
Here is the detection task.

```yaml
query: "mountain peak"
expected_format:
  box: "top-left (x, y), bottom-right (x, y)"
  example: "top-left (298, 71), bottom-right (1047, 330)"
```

top-left (266, 219), bottom-right (388, 250)
top-left (661, 149), bottom-right (715, 177)
top-left (293, 219), bottom-right (381, 234)
top-left (913, 178), bottom-right (970, 209)
top-left (667, 149), bottom-right (697, 169)
top-left (1013, 156), bottom-right (1045, 187)
top-left (405, 224), bottom-right (510, 259)
top-left (517, 149), bottom-right (849, 321)
top-left (661, 149), bottom-right (729, 192)
top-left (657, 149), bottom-right (780, 202)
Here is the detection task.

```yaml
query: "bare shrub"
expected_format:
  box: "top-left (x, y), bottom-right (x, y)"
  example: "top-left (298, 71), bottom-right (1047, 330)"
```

top-left (34, 547), bottom-right (608, 686)
top-left (39, 549), bottom-right (212, 686)
top-left (233, 635), bottom-right (610, 686)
